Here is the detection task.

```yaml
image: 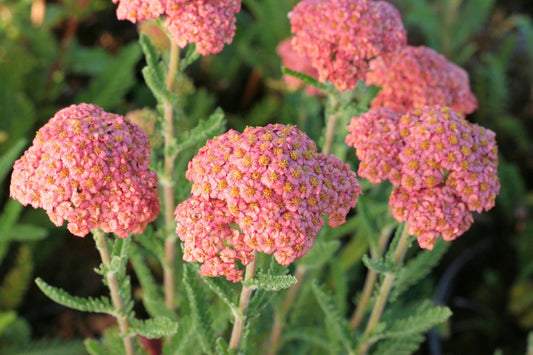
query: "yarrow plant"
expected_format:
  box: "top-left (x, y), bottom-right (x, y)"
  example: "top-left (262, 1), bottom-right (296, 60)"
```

top-left (7, 0), bottom-right (503, 354)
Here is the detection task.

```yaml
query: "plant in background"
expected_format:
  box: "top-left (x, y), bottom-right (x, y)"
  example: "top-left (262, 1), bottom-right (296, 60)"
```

top-left (6, 0), bottom-right (528, 353)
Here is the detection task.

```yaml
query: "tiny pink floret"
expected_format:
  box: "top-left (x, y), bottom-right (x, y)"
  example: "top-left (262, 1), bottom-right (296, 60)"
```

top-left (175, 124), bottom-right (361, 281)
top-left (10, 103), bottom-right (161, 238)
top-left (289, 0), bottom-right (407, 92)
top-left (366, 45), bottom-right (478, 115)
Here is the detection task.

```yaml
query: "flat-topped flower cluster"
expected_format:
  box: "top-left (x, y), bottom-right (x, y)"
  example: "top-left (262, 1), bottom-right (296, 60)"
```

top-left (10, 104), bottom-right (160, 238)
top-left (175, 124), bottom-right (361, 281)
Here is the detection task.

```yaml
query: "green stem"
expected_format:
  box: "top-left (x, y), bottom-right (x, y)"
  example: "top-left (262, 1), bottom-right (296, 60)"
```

top-left (163, 41), bottom-right (179, 312)
top-left (349, 226), bottom-right (394, 331)
top-left (93, 229), bottom-right (134, 355)
top-left (229, 255), bottom-right (257, 351)
top-left (357, 225), bottom-right (412, 354)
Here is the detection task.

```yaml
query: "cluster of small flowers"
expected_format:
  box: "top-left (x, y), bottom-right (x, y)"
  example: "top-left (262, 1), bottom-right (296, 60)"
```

top-left (366, 45), bottom-right (478, 115)
top-left (10, 104), bottom-right (161, 238)
top-left (276, 39), bottom-right (322, 96)
top-left (346, 106), bottom-right (500, 249)
top-left (112, 0), bottom-right (241, 55)
top-left (175, 124), bottom-right (361, 281)
top-left (288, 0), bottom-right (406, 92)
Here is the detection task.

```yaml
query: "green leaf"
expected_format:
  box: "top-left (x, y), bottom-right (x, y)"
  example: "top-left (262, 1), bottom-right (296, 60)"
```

top-left (214, 338), bottom-right (233, 355)
top-left (181, 44), bottom-right (201, 71)
top-left (0, 199), bottom-right (24, 234)
top-left (2, 224), bottom-right (48, 242)
top-left (373, 303), bottom-right (452, 341)
top-left (390, 238), bottom-right (449, 301)
top-left (297, 240), bottom-right (340, 269)
top-left (142, 65), bottom-right (171, 103)
top-left (0, 245), bottom-right (33, 309)
top-left (311, 281), bottom-right (354, 353)
top-left (362, 254), bottom-right (394, 274)
top-left (0, 311), bottom-right (16, 334)
top-left (139, 33), bottom-right (165, 81)
top-left (129, 316), bottom-right (178, 338)
top-left (0, 339), bottom-right (87, 355)
top-left (0, 138), bottom-right (27, 184)
top-left (76, 43), bottom-right (142, 110)
top-left (282, 326), bottom-right (332, 352)
top-left (183, 265), bottom-right (215, 355)
top-left (246, 273), bottom-right (297, 291)
top-left (173, 108), bottom-right (226, 154)
top-left (371, 334), bottom-right (425, 355)
top-left (200, 271), bottom-right (238, 312)
top-left (35, 278), bottom-right (115, 315)
top-left (84, 338), bottom-right (107, 355)
top-left (281, 67), bottom-right (329, 92)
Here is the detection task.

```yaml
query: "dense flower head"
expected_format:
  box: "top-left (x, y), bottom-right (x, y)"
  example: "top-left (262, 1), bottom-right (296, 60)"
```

top-left (289, 0), bottom-right (407, 92)
top-left (175, 124), bottom-right (361, 281)
top-left (10, 104), bottom-right (160, 238)
top-left (346, 106), bottom-right (499, 249)
top-left (112, 0), bottom-right (241, 55)
top-left (277, 38), bottom-right (322, 96)
top-left (366, 45), bottom-right (478, 115)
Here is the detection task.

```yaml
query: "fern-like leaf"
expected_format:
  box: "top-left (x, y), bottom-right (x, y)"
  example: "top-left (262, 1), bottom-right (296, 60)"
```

top-left (371, 333), bottom-right (425, 355)
top-left (183, 265), bottom-right (215, 355)
top-left (129, 316), bottom-right (178, 338)
top-left (35, 278), bottom-right (115, 315)
top-left (246, 273), bottom-right (297, 291)
top-left (390, 239), bottom-right (449, 301)
top-left (281, 67), bottom-right (329, 92)
top-left (172, 108), bottom-right (226, 155)
top-left (297, 240), bottom-right (340, 269)
top-left (362, 255), bottom-right (394, 274)
top-left (311, 281), bottom-right (354, 353)
top-left (199, 271), bottom-right (238, 312)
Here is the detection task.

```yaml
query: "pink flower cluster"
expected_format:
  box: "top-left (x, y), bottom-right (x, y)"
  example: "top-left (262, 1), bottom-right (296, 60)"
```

top-left (175, 124), bottom-right (361, 281)
top-left (346, 106), bottom-right (500, 249)
top-left (276, 38), bottom-right (322, 96)
top-left (112, 0), bottom-right (241, 55)
top-left (289, 0), bottom-right (406, 92)
top-left (10, 104), bottom-right (160, 238)
top-left (366, 45), bottom-right (478, 115)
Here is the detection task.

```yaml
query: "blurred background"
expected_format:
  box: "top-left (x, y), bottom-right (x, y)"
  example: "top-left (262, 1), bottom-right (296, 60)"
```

top-left (0, 0), bottom-right (532, 354)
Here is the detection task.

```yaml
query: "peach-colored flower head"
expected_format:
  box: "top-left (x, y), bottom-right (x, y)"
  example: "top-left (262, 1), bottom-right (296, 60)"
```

top-left (175, 124), bottom-right (361, 281)
top-left (346, 106), bottom-right (499, 249)
top-left (289, 0), bottom-right (406, 92)
top-left (277, 38), bottom-right (322, 96)
top-left (112, 0), bottom-right (241, 55)
top-left (366, 45), bottom-right (478, 115)
top-left (10, 104), bottom-right (160, 238)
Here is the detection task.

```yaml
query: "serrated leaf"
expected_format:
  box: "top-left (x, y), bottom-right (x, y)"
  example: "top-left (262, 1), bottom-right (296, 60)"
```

top-left (391, 238), bottom-right (449, 301)
top-left (181, 44), bottom-right (201, 71)
top-left (311, 281), bottom-right (354, 353)
top-left (362, 255), bottom-right (394, 274)
top-left (373, 304), bottom-right (452, 341)
top-left (35, 278), bottom-right (115, 315)
top-left (129, 316), bottom-right (178, 338)
top-left (281, 67), bottom-right (329, 92)
top-left (0, 138), bottom-right (27, 184)
top-left (1, 224), bottom-right (48, 241)
top-left (173, 108), bottom-right (226, 154)
top-left (183, 265), bottom-right (215, 355)
top-left (139, 33), bottom-right (165, 81)
top-left (215, 338), bottom-right (233, 355)
top-left (297, 240), bottom-right (340, 269)
top-left (142, 66), bottom-right (171, 103)
top-left (200, 271), bottom-right (238, 312)
top-left (371, 333), bottom-right (425, 355)
top-left (248, 274), bottom-right (297, 291)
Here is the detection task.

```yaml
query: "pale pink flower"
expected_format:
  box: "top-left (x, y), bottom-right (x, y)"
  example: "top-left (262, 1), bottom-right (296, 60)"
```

top-left (289, 0), bottom-right (406, 92)
top-left (366, 45), bottom-right (478, 115)
top-left (175, 124), bottom-right (361, 281)
top-left (277, 38), bottom-right (322, 96)
top-left (10, 104), bottom-right (160, 238)
top-left (113, 0), bottom-right (165, 23)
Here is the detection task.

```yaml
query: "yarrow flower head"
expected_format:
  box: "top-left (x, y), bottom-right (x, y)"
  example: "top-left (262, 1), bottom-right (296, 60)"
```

top-left (289, 0), bottom-right (407, 92)
top-left (175, 124), bottom-right (361, 281)
top-left (366, 45), bottom-right (478, 115)
top-left (112, 0), bottom-right (241, 55)
top-left (277, 38), bottom-right (322, 96)
top-left (346, 106), bottom-right (499, 249)
top-left (10, 104), bottom-right (161, 238)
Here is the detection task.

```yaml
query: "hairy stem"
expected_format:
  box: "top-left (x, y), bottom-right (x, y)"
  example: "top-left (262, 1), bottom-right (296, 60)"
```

top-left (163, 41), bottom-right (180, 311)
top-left (229, 255), bottom-right (257, 350)
top-left (357, 225), bottom-right (411, 354)
top-left (93, 229), bottom-right (134, 355)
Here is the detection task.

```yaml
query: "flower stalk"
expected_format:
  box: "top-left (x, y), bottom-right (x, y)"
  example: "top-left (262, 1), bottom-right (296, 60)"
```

top-left (93, 229), bottom-right (134, 355)
top-left (163, 40), bottom-right (180, 311)
top-left (229, 254), bottom-right (257, 350)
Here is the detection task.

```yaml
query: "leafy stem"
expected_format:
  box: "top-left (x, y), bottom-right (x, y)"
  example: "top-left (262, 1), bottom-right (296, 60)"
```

top-left (229, 253), bottom-right (258, 351)
top-left (93, 229), bottom-right (134, 355)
